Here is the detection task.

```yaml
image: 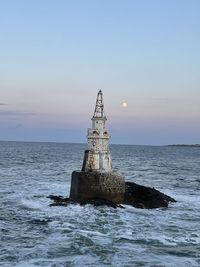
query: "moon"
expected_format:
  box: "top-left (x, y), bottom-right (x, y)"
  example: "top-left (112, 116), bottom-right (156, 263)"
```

top-left (122, 102), bottom-right (128, 108)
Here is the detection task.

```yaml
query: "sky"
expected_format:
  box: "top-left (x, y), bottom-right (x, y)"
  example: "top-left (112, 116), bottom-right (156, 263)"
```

top-left (0, 0), bottom-right (200, 145)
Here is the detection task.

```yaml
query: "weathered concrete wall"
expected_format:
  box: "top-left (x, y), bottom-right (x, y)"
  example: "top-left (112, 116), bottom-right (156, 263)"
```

top-left (82, 150), bottom-right (112, 172)
top-left (70, 171), bottom-right (125, 204)
top-left (88, 135), bottom-right (110, 152)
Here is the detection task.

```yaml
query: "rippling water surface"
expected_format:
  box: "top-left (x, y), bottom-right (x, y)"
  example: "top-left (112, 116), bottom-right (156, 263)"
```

top-left (0, 141), bottom-right (200, 266)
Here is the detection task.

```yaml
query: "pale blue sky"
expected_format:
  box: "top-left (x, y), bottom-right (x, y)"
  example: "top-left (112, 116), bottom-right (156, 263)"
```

top-left (0, 0), bottom-right (200, 144)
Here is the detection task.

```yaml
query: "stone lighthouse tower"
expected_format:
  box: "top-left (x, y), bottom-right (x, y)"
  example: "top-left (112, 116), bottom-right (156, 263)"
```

top-left (82, 90), bottom-right (112, 172)
top-left (69, 90), bottom-right (125, 204)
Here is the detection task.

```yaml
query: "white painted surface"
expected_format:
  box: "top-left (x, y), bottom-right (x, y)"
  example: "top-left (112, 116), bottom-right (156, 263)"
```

top-left (83, 91), bottom-right (112, 172)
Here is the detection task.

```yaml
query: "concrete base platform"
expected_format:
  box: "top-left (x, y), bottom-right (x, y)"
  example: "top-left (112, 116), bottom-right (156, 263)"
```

top-left (69, 171), bottom-right (125, 204)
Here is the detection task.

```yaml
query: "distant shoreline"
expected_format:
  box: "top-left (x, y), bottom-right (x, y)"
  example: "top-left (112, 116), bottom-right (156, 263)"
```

top-left (0, 140), bottom-right (199, 147)
top-left (166, 144), bottom-right (200, 147)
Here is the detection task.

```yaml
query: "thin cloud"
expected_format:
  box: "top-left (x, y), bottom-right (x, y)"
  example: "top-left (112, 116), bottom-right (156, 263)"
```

top-left (0, 110), bottom-right (37, 116)
top-left (151, 97), bottom-right (171, 102)
top-left (0, 103), bottom-right (8, 105)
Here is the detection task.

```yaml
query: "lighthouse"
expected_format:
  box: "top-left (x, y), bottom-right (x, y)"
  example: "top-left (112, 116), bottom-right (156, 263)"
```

top-left (69, 90), bottom-right (125, 204)
top-left (50, 90), bottom-right (176, 208)
top-left (82, 90), bottom-right (112, 172)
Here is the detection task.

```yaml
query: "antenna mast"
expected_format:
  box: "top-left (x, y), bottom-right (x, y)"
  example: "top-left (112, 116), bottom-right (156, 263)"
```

top-left (93, 90), bottom-right (105, 118)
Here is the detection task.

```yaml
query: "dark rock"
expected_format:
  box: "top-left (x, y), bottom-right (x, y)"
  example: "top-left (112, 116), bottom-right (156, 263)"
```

top-left (124, 182), bottom-right (176, 209)
top-left (48, 195), bottom-right (124, 208)
top-left (79, 198), bottom-right (124, 209)
top-left (47, 195), bottom-right (67, 201)
top-left (47, 195), bottom-right (71, 206)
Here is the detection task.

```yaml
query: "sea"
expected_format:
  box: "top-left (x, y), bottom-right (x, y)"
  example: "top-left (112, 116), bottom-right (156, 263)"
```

top-left (0, 141), bottom-right (200, 267)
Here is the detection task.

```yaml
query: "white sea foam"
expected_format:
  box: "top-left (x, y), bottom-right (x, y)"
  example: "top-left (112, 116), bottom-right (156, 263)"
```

top-left (20, 199), bottom-right (44, 210)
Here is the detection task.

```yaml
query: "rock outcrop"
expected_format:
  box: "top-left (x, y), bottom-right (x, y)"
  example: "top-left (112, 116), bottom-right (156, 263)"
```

top-left (124, 182), bottom-right (176, 209)
top-left (48, 195), bottom-right (124, 209)
top-left (48, 180), bottom-right (176, 209)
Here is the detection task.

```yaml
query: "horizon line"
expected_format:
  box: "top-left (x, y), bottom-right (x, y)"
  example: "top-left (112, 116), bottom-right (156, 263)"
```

top-left (0, 139), bottom-right (198, 147)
